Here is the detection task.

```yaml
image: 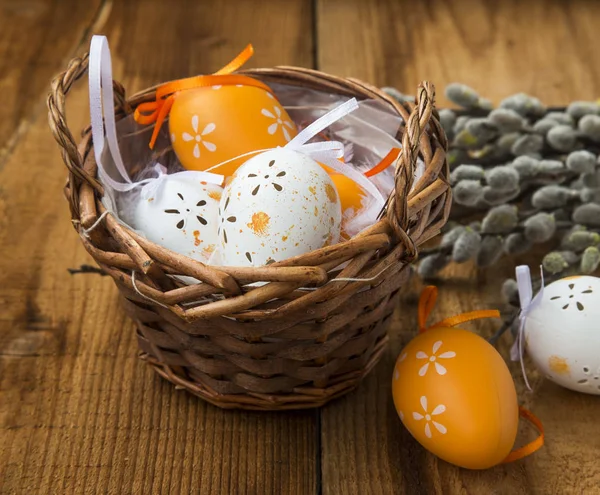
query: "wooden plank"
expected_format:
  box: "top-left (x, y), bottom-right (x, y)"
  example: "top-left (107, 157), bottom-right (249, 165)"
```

top-left (318, 0), bottom-right (600, 107)
top-left (317, 1), bottom-right (600, 494)
top-left (0, 0), bottom-right (106, 164)
top-left (0, 0), bottom-right (316, 493)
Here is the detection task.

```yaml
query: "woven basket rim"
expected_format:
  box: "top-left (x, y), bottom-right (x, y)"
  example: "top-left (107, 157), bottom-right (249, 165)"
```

top-left (46, 55), bottom-right (451, 410)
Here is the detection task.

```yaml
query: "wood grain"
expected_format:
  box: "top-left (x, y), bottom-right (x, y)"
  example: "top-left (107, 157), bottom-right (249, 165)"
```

top-left (2, 0), bottom-right (600, 493)
top-left (318, 0), bottom-right (600, 107)
top-left (0, 0), bottom-right (316, 493)
top-left (318, 1), bottom-right (600, 493)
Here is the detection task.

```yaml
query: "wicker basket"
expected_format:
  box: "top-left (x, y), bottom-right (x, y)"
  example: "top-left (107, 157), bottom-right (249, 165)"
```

top-left (47, 53), bottom-right (451, 411)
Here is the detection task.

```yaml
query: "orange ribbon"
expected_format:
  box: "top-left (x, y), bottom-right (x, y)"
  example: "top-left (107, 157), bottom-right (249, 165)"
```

top-left (133, 44), bottom-right (273, 149)
top-left (418, 286), bottom-right (500, 333)
top-left (417, 286), bottom-right (544, 464)
top-left (364, 147), bottom-right (401, 177)
top-left (502, 406), bottom-right (545, 463)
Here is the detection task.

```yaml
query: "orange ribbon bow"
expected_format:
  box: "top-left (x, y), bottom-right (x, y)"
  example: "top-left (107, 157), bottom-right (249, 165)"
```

top-left (134, 44), bottom-right (273, 149)
top-left (417, 286), bottom-right (544, 463)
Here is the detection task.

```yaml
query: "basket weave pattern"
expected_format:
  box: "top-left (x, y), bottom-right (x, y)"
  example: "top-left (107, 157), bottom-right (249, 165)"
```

top-left (47, 55), bottom-right (451, 410)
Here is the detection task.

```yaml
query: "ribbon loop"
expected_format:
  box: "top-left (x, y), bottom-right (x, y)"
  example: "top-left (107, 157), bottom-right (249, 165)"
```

top-left (512, 265), bottom-right (545, 391)
top-left (418, 285), bottom-right (501, 333)
top-left (502, 406), bottom-right (545, 463)
top-left (133, 44), bottom-right (272, 150)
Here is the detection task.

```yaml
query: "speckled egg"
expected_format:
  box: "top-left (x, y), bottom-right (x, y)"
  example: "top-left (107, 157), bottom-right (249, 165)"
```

top-left (525, 275), bottom-right (600, 395)
top-left (132, 175), bottom-right (222, 262)
top-left (217, 148), bottom-right (342, 266)
top-left (392, 327), bottom-right (519, 469)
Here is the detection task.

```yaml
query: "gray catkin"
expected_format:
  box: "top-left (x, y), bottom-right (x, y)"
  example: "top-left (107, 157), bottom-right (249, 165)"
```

top-left (542, 252), bottom-right (568, 274)
top-left (438, 109), bottom-right (457, 137)
top-left (547, 125), bottom-right (578, 152)
top-left (496, 133), bottom-right (521, 154)
top-left (452, 228), bottom-right (482, 263)
top-left (453, 180), bottom-right (484, 206)
top-left (453, 115), bottom-right (470, 134)
top-left (511, 134), bottom-right (544, 156)
top-left (481, 205), bottom-right (519, 233)
top-left (445, 83), bottom-right (480, 108)
top-left (545, 111), bottom-right (575, 126)
top-left (537, 159), bottom-right (565, 174)
top-left (532, 118), bottom-right (559, 135)
top-left (450, 164), bottom-right (485, 183)
top-left (578, 114), bottom-right (600, 141)
top-left (476, 236), bottom-right (504, 267)
top-left (531, 185), bottom-right (577, 209)
top-left (581, 246), bottom-right (600, 274)
top-left (567, 101), bottom-right (600, 120)
top-left (418, 253), bottom-right (450, 279)
top-left (482, 185), bottom-right (521, 205)
top-left (488, 108), bottom-right (526, 132)
top-left (580, 188), bottom-right (600, 204)
top-left (500, 93), bottom-right (546, 117)
top-left (524, 213), bottom-right (556, 243)
top-left (573, 204), bottom-right (600, 226)
top-left (466, 118), bottom-right (498, 141)
top-left (440, 226), bottom-right (466, 247)
top-left (501, 279), bottom-right (519, 305)
top-left (504, 233), bottom-right (532, 255)
top-left (510, 155), bottom-right (539, 179)
top-left (566, 150), bottom-right (596, 174)
top-left (562, 230), bottom-right (600, 252)
top-left (485, 166), bottom-right (520, 191)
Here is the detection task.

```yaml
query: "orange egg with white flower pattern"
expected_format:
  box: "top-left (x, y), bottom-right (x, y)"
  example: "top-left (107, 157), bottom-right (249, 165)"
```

top-left (392, 326), bottom-right (519, 469)
top-left (169, 84), bottom-right (297, 177)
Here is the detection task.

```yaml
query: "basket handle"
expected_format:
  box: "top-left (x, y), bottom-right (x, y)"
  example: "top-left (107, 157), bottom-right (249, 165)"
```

top-left (385, 82), bottom-right (437, 259)
top-left (47, 52), bottom-right (129, 207)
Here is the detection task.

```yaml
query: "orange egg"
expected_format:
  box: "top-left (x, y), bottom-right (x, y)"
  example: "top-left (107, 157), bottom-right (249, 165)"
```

top-left (168, 84), bottom-right (297, 176)
top-left (392, 326), bottom-right (518, 469)
top-left (330, 174), bottom-right (367, 215)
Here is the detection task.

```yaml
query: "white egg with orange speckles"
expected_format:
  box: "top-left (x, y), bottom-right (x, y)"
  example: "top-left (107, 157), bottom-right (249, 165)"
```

top-left (525, 275), bottom-right (600, 395)
top-left (218, 148), bottom-right (342, 266)
top-left (132, 175), bottom-right (222, 263)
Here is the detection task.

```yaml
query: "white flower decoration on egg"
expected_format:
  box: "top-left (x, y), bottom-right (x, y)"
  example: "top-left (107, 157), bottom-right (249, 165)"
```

top-left (412, 396), bottom-right (447, 439)
top-left (261, 106), bottom-right (294, 141)
top-left (182, 116), bottom-right (217, 159)
top-left (416, 341), bottom-right (456, 376)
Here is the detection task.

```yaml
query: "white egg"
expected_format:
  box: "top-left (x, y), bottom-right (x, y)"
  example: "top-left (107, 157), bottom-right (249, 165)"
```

top-left (218, 148), bottom-right (342, 266)
top-left (132, 175), bottom-right (222, 263)
top-left (525, 275), bottom-right (600, 395)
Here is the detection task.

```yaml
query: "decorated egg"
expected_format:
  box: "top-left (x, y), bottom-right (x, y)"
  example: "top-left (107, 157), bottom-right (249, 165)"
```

top-left (132, 175), bottom-right (222, 262)
top-left (330, 174), bottom-right (367, 217)
top-left (217, 148), bottom-right (342, 266)
top-left (168, 85), bottom-right (297, 176)
top-left (524, 275), bottom-right (600, 395)
top-left (392, 326), bottom-right (519, 469)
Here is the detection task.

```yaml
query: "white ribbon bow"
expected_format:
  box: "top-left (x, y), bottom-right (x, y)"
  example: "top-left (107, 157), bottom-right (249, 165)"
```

top-left (88, 35), bottom-right (224, 195)
top-left (511, 265), bottom-right (545, 391)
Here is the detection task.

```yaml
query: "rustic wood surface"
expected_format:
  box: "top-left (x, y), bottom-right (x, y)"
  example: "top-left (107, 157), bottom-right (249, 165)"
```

top-left (1, 0), bottom-right (599, 493)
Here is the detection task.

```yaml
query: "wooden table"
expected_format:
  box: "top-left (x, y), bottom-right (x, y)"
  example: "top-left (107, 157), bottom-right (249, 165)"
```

top-left (1, 0), bottom-right (599, 493)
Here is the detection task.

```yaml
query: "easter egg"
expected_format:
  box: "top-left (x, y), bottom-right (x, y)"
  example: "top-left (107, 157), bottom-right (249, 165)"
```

top-left (132, 175), bottom-right (222, 262)
top-left (330, 174), bottom-right (367, 217)
top-left (392, 327), bottom-right (519, 469)
top-left (524, 275), bottom-right (600, 395)
top-left (217, 148), bottom-right (342, 266)
top-left (168, 84), bottom-right (297, 176)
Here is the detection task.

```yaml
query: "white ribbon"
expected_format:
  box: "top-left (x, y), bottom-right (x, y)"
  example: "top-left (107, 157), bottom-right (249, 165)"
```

top-left (511, 265), bottom-right (545, 391)
top-left (88, 35), bottom-right (223, 195)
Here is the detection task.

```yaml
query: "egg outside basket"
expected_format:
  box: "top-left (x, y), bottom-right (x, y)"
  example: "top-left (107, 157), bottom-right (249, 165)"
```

top-left (47, 53), bottom-right (451, 411)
